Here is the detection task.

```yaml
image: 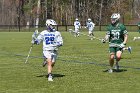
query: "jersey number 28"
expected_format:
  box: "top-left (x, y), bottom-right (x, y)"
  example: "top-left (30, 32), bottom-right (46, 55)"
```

top-left (45, 36), bottom-right (55, 44)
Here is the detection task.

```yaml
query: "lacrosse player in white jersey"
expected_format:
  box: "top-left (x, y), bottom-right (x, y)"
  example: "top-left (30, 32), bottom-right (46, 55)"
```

top-left (32, 19), bottom-right (63, 81)
top-left (86, 18), bottom-right (95, 40)
top-left (74, 18), bottom-right (81, 37)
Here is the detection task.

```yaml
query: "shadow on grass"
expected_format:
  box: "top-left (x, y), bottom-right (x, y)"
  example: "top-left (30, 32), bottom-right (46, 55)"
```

top-left (36, 73), bottom-right (65, 78)
top-left (103, 69), bottom-right (127, 73)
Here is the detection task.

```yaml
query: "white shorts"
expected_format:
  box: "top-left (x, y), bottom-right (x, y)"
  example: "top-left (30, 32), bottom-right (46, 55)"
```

top-left (75, 28), bottom-right (79, 33)
top-left (43, 50), bottom-right (58, 62)
top-left (89, 31), bottom-right (93, 34)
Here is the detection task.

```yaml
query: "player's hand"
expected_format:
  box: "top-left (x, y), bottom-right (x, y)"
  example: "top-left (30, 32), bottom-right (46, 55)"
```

top-left (120, 43), bottom-right (126, 48)
top-left (56, 42), bottom-right (62, 47)
top-left (33, 40), bottom-right (39, 45)
top-left (101, 39), bottom-right (106, 43)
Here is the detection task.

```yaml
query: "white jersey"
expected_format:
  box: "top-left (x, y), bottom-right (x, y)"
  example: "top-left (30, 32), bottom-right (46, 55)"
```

top-left (86, 21), bottom-right (95, 31)
top-left (37, 30), bottom-right (63, 51)
top-left (74, 21), bottom-right (81, 29)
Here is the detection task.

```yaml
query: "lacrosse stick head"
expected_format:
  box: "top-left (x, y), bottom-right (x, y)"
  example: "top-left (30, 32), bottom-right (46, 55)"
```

top-left (34, 29), bottom-right (38, 35)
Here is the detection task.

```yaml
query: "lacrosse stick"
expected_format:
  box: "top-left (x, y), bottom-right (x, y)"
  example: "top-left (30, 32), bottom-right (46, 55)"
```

top-left (25, 44), bottom-right (33, 64)
top-left (93, 36), bottom-right (102, 41)
top-left (69, 29), bottom-right (76, 34)
top-left (80, 32), bottom-right (103, 41)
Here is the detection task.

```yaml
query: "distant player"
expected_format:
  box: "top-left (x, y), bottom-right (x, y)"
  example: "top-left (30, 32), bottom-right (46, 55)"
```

top-left (32, 19), bottom-right (63, 81)
top-left (133, 22), bottom-right (140, 40)
top-left (74, 18), bottom-right (81, 37)
top-left (137, 22), bottom-right (140, 33)
top-left (102, 13), bottom-right (129, 73)
top-left (86, 18), bottom-right (95, 40)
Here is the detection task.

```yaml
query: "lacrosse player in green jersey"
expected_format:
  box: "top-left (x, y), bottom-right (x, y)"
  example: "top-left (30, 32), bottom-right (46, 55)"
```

top-left (102, 13), bottom-right (129, 73)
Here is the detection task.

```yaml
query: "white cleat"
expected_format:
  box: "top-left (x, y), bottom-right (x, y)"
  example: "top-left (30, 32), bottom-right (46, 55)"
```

top-left (114, 65), bottom-right (119, 70)
top-left (108, 69), bottom-right (113, 73)
top-left (48, 76), bottom-right (53, 81)
top-left (128, 46), bottom-right (132, 54)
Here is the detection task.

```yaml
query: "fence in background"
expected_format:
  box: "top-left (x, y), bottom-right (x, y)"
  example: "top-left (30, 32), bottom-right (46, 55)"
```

top-left (0, 25), bottom-right (139, 32)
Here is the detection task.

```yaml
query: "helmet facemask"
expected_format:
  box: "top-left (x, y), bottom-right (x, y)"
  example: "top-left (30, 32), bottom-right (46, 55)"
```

top-left (110, 13), bottom-right (120, 25)
top-left (111, 18), bottom-right (119, 24)
top-left (47, 24), bottom-right (55, 32)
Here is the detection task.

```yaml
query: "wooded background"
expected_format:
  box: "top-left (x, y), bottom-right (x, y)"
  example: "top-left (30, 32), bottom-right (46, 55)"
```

top-left (0, 0), bottom-right (140, 26)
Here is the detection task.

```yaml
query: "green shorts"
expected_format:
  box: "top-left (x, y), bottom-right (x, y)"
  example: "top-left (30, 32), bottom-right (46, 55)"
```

top-left (109, 47), bottom-right (122, 53)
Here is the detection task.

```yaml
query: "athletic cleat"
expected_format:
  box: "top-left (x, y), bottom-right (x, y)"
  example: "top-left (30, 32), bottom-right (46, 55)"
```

top-left (48, 75), bottom-right (53, 81)
top-left (108, 69), bottom-right (113, 73)
top-left (128, 46), bottom-right (132, 54)
top-left (42, 61), bottom-right (47, 67)
top-left (114, 65), bottom-right (119, 70)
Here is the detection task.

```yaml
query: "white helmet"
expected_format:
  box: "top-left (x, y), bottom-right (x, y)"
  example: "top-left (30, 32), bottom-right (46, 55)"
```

top-left (88, 18), bottom-right (91, 22)
top-left (75, 18), bottom-right (78, 21)
top-left (46, 19), bottom-right (57, 26)
top-left (110, 13), bottom-right (120, 24)
top-left (46, 19), bottom-right (57, 31)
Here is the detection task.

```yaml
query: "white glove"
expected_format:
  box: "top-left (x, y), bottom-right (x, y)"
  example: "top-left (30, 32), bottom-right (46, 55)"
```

top-left (120, 43), bottom-right (126, 48)
top-left (31, 31), bottom-right (38, 44)
top-left (55, 42), bottom-right (63, 47)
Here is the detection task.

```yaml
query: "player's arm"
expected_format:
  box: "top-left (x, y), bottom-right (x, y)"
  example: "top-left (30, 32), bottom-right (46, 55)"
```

top-left (33, 32), bottom-right (44, 45)
top-left (123, 34), bottom-right (128, 44)
top-left (122, 26), bottom-right (128, 44)
top-left (119, 33), bottom-right (128, 48)
top-left (120, 26), bottom-right (128, 48)
top-left (55, 32), bottom-right (63, 47)
top-left (102, 31), bottom-right (110, 43)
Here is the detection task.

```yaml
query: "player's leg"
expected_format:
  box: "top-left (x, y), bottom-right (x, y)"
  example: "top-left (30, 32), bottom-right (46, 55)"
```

top-left (89, 31), bottom-right (93, 40)
top-left (77, 29), bottom-right (80, 37)
top-left (47, 51), bottom-right (58, 81)
top-left (108, 47), bottom-right (116, 73)
top-left (74, 29), bottom-right (78, 37)
top-left (47, 58), bottom-right (54, 81)
top-left (90, 31), bottom-right (94, 40)
top-left (115, 48), bottom-right (122, 70)
top-left (109, 53), bottom-right (115, 73)
top-left (43, 51), bottom-right (54, 81)
top-left (138, 26), bottom-right (140, 33)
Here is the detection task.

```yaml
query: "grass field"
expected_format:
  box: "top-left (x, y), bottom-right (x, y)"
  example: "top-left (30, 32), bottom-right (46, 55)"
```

top-left (0, 31), bottom-right (140, 93)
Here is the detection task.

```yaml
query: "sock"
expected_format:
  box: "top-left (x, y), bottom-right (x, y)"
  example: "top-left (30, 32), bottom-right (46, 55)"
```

top-left (48, 73), bottom-right (52, 77)
top-left (116, 61), bottom-right (119, 66)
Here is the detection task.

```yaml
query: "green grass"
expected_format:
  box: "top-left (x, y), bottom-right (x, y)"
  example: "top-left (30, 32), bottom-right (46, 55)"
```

top-left (0, 31), bottom-right (140, 93)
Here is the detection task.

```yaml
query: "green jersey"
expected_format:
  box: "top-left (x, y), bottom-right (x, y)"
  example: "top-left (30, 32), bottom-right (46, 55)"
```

top-left (106, 23), bottom-right (128, 47)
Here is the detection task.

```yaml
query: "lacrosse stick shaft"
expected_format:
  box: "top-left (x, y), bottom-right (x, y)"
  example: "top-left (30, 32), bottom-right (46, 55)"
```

top-left (93, 36), bottom-right (102, 41)
top-left (25, 44), bottom-right (33, 63)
